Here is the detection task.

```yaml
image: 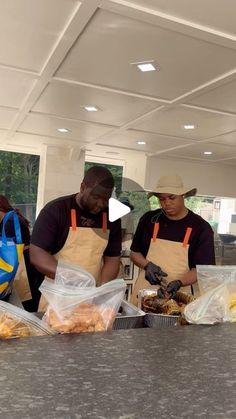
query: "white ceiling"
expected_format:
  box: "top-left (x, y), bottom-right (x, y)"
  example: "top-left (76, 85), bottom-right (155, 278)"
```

top-left (1, 0), bottom-right (236, 165)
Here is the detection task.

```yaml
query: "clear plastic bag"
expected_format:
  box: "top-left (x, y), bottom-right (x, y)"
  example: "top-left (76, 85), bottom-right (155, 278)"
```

top-left (197, 265), bottom-right (236, 294)
top-left (55, 259), bottom-right (96, 288)
top-left (40, 279), bottom-right (126, 334)
top-left (0, 300), bottom-right (55, 339)
top-left (184, 284), bottom-right (230, 325)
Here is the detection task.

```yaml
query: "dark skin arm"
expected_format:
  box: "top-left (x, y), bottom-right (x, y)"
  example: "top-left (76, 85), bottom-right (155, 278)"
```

top-left (29, 244), bottom-right (57, 279)
top-left (30, 245), bottom-right (121, 284)
top-left (130, 251), bottom-right (149, 270)
top-left (100, 255), bottom-right (120, 285)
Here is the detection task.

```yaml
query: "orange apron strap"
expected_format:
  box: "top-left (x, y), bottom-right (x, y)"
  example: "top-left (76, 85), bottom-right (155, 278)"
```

top-left (152, 223), bottom-right (159, 242)
top-left (183, 227), bottom-right (192, 248)
top-left (102, 212), bottom-right (107, 233)
top-left (71, 209), bottom-right (77, 231)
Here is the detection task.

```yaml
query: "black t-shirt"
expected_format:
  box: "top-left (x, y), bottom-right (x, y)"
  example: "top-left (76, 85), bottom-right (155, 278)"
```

top-left (0, 215), bottom-right (30, 245)
top-left (31, 194), bottom-right (121, 257)
top-left (131, 209), bottom-right (215, 269)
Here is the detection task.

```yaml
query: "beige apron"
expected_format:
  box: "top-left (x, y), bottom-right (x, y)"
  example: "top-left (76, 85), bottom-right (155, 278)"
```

top-left (39, 209), bottom-right (109, 311)
top-left (131, 222), bottom-right (192, 306)
top-left (14, 254), bottom-right (32, 302)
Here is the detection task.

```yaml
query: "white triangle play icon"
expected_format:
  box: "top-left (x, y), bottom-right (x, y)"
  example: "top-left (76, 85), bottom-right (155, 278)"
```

top-left (108, 198), bottom-right (130, 222)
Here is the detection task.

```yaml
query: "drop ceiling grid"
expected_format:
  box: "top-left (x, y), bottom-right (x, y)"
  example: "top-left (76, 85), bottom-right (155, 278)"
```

top-left (125, 0), bottom-right (236, 37)
top-left (0, 0), bottom-right (236, 160)
top-left (55, 8), bottom-right (236, 101)
top-left (0, 0), bottom-right (81, 72)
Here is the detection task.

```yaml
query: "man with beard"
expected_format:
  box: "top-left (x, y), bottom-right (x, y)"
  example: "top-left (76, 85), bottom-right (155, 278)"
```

top-left (30, 166), bottom-right (121, 308)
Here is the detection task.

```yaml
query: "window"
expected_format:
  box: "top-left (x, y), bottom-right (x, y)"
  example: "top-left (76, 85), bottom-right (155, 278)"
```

top-left (0, 151), bottom-right (39, 227)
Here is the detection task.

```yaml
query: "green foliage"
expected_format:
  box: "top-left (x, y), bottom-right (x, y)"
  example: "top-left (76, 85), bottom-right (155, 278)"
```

top-left (118, 191), bottom-right (150, 229)
top-left (0, 151), bottom-right (39, 224)
top-left (185, 196), bottom-right (212, 214)
top-left (149, 195), bottom-right (160, 210)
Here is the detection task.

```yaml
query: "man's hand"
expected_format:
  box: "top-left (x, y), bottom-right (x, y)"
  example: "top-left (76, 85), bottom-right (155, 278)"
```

top-left (166, 280), bottom-right (182, 297)
top-left (144, 262), bottom-right (167, 286)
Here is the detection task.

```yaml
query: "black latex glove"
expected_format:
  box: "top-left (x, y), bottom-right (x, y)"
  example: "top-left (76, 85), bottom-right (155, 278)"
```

top-left (144, 262), bottom-right (167, 286)
top-left (166, 280), bottom-right (183, 297)
top-left (157, 287), bottom-right (168, 299)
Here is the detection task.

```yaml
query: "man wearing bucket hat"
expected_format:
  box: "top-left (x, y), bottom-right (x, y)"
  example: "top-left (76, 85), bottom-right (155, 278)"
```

top-left (130, 174), bottom-right (215, 305)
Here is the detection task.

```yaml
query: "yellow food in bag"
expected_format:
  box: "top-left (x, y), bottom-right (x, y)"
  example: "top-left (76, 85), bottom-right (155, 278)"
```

top-left (229, 293), bottom-right (236, 322)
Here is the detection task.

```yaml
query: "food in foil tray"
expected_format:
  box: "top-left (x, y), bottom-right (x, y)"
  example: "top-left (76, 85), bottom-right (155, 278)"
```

top-left (46, 303), bottom-right (116, 334)
top-left (141, 290), bottom-right (194, 316)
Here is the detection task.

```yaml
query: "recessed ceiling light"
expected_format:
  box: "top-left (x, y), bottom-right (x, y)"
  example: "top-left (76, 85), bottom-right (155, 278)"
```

top-left (204, 151), bottom-right (212, 155)
top-left (84, 106), bottom-right (99, 112)
top-left (137, 63), bottom-right (156, 72)
top-left (57, 128), bottom-right (70, 133)
top-left (184, 124), bottom-right (195, 130)
top-left (137, 141), bottom-right (146, 145)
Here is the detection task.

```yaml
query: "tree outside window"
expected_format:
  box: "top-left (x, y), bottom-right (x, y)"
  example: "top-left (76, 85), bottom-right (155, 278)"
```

top-left (0, 151), bottom-right (39, 227)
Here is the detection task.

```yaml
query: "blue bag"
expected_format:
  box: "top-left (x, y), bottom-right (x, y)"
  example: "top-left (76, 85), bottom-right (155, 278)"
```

top-left (0, 211), bottom-right (24, 298)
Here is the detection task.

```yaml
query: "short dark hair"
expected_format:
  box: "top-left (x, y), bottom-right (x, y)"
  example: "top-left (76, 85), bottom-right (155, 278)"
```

top-left (83, 166), bottom-right (114, 190)
top-left (0, 194), bottom-right (30, 228)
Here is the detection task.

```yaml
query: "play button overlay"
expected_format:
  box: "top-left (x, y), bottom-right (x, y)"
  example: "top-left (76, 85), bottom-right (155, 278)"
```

top-left (108, 197), bottom-right (130, 222)
top-left (89, 175), bottom-right (151, 242)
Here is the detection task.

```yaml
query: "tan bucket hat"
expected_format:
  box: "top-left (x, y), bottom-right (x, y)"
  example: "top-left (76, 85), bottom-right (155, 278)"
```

top-left (152, 174), bottom-right (197, 197)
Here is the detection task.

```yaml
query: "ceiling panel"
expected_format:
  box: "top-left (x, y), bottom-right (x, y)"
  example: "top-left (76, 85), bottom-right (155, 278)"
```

top-left (131, 106), bottom-right (236, 139)
top-left (18, 113), bottom-right (113, 143)
top-left (0, 68), bottom-right (36, 108)
top-left (167, 142), bottom-right (236, 161)
top-left (6, 132), bottom-right (85, 152)
top-left (186, 79), bottom-right (236, 114)
top-left (0, 108), bottom-right (18, 129)
top-left (0, 0), bottom-right (236, 163)
top-left (98, 129), bottom-right (193, 153)
top-left (220, 158), bottom-right (236, 166)
top-left (128, 0), bottom-right (236, 35)
top-left (32, 82), bottom-right (161, 126)
top-left (0, 0), bottom-right (79, 71)
top-left (56, 9), bottom-right (236, 100)
top-left (208, 132), bottom-right (236, 147)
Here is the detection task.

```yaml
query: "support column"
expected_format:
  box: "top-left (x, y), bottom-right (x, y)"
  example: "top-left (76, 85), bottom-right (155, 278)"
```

top-left (36, 144), bottom-right (85, 215)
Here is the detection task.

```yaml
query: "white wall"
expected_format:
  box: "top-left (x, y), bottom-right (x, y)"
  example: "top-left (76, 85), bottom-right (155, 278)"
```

top-left (36, 146), bottom-right (147, 216)
top-left (145, 156), bottom-right (236, 198)
top-left (86, 149), bottom-right (147, 190)
top-left (37, 145), bottom-right (85, 214)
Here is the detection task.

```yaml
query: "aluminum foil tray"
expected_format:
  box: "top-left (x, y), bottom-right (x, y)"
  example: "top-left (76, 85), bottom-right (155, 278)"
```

top-left (144, 313), bottom-right (180, 328)
top-left (138, 288), bottom-right (180, 328)
top-left (113, 300), bottom-right (145, 330)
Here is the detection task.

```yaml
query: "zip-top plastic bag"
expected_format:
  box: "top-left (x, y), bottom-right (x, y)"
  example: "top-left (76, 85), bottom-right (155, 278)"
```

top-left (55, 259), bottom-right (96, 288)
top-left (197, 265), bottom-right (236, 295)
top-left (40, 279), bottom-right (126, 334)
top-left (0, 300), bottom-right (55, 339)
top-left (184, 284), bottom-right (230, 325)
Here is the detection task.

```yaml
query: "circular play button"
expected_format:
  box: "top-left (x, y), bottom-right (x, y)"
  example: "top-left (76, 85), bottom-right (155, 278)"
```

top-left (108, 197), bottom-right (131, 222)
top-left (93, 176), bottom-right (151, 244)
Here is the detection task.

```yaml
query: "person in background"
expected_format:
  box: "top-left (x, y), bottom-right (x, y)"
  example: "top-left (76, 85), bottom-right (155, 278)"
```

top-left (0, 195), bottom-right (43, 310)
top-left (130, 174), bottom-right (215, 305)
top-left (30, 166), bottom-right (121, 292)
